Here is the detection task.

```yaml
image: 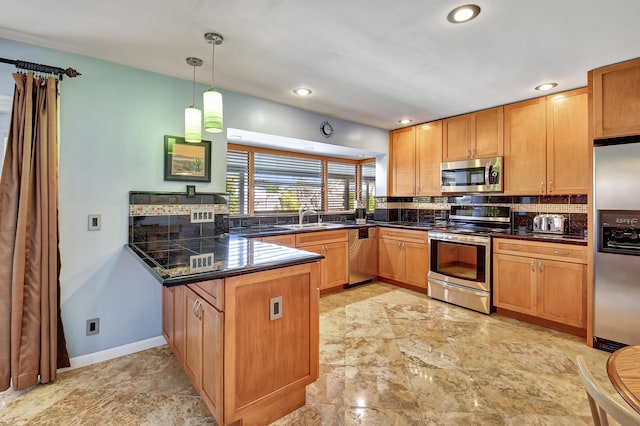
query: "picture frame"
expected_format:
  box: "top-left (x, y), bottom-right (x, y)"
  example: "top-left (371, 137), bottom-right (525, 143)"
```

top-left (164, 135), bottom-right (211, 182)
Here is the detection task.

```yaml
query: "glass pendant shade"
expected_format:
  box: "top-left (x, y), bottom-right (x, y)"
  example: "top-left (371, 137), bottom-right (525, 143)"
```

top-left (184, 107), bottom-right (202, 142)
top-left (203, 88), bottom-right (223, 133)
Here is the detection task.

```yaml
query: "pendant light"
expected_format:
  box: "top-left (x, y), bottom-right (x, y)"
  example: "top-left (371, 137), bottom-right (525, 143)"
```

top-left (203, 32), bottom-right (224, 133)
top-left (185, 57), bottom-right (203, 142)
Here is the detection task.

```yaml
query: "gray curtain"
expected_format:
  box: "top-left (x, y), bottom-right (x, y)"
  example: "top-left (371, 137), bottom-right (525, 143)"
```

top-left (0, 72), bottom-right (69, 392)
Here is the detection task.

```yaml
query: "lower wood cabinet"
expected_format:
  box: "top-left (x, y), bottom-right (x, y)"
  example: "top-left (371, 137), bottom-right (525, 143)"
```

top-left (161, 262), bottom-right (320, 425)
top-left (493, 238), bottom-right (587, 332)
top-left (296, 230), bottom-right (348, 292)
top-left (378, 227), bottom-right (428, 289)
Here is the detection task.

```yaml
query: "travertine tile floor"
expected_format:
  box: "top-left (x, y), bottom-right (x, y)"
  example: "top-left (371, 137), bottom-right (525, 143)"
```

top-left (0, 282), bottom-right (623, 425)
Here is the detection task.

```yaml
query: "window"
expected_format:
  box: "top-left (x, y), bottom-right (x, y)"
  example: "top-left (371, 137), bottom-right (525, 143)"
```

top-left (327, 161), bottom-right (356, 211)
top-left (226, 150), bottom-right (249, 215)
top-left (226, 144), bottom-right (374, 216)
top-left (361, 161), bottom-right (376, 211)
top-left (253, 152), bottom-right (322, 213)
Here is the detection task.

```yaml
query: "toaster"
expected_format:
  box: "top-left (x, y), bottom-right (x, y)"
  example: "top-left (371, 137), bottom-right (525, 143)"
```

top-left (533, 214), bottom-right (566, 234)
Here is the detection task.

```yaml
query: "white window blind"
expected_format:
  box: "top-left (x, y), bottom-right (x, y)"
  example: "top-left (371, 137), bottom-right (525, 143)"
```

top-left (327, 161), bottom-right (356, 211)
top-left (253, 152), bottom-right (322, 213)
top-left (361, 161), bottom-right (376, 211)
top-left (226, 150), bottom-right (249, 214)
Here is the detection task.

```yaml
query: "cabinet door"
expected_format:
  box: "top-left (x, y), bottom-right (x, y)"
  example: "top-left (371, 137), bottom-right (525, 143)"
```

top-left (390, 127), bottom-right (416, 196)
top-left (474, 106), bottom-right (503, 159)
top-left (261, 234), bottom-right (296, 247)
top-left (201, 300), bottom-right (223, 423)
top-left (416, 121), bottom-right (443, 196)
top-left (162, 286), bottom-right (174, 347)
top-left (443, 114), bottom-right (471, 161)
top-left (537, 259), bottom-right (586, 328)
top-left (378, 238), bottom-right (404, 281)
top-left (404, 241), bottom-right (428, 289)
top-left (493, 254), bottom-right (537, 315)
top-left (546, 88), bottom-right (589, 194)
top-left (184, 288), bottom-right (202, 391)
top-left (324, 241), bottom-right (349, 289)
top-left (504, 98), bottom-right (547, 195)
top-left (173, 285), bottom-right (186, 364)
top-left (592, 58), bottom-right (640, 139)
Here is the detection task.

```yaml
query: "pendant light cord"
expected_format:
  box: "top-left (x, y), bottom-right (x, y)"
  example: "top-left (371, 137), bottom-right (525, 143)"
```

top-left (192, 64), bottom-right (196, 107)
top-left (211, 42), bottom-right (215, 88)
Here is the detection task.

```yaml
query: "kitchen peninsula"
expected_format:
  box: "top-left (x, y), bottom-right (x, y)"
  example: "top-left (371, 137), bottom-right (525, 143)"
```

top-left (128, 193), bottom-right (322, 426)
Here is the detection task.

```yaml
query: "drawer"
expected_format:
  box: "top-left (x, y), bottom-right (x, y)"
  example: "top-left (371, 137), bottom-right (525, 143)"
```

top-left (493, 238), bottom-right (587, 264)
top-left (188, 279), bottom-right (224, 311)
top-left (296, 229), bottom-right (348, 247)
top-left (261, 234), bottom-right (296, 247)
top-left (378, 227), bottom-right (428, 244)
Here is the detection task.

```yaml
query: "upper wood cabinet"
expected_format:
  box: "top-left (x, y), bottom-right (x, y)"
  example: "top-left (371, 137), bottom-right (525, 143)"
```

top-left (389, 126), bottom-right (416, 196)
top-left (416, 121), bottom-right (443, 195)
top-left (546, 88), bottom-right (589, 194)
top-left (504, 97), bottom-right (548, 195)
top-left (504, 89), bottom-right (588, 195)
top-left (389, 121), bottom-right (442, 196)
top-left (443, 106), bottom-right (503, 162)
top-left (591, 57), bottom-right (640, 139)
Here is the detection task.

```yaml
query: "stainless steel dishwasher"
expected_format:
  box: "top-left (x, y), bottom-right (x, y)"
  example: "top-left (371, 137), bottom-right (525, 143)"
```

top-left (345, 227), bottom-right (377, 288)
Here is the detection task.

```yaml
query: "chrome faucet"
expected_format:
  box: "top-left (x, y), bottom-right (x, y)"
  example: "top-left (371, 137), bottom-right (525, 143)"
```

top-left (298, 206), bottom-right (318, 225)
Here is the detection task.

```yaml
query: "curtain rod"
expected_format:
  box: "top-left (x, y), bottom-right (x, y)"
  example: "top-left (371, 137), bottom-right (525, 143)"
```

top-left (0, 57), bottom-right (81, 80)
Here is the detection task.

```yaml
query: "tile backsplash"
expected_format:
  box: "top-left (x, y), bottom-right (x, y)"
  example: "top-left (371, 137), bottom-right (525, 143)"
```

top-left (129, 191), bottom-right (229, 243)
top-left (374, 194), bottom-right (588, 236)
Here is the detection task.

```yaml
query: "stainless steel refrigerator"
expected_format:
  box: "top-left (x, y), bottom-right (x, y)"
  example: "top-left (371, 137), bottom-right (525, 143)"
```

top-left (593, 141), bottom-right (640, 352)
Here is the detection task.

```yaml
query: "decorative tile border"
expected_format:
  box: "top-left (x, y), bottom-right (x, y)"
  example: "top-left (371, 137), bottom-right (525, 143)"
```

top-left (129, 204), bottom-right (229, 217)
top-left (384, 201), bottom-right (587, 214)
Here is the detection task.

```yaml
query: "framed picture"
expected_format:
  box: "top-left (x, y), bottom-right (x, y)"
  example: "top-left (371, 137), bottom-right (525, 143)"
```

top-left (164, 135), bottom-right (211, 182)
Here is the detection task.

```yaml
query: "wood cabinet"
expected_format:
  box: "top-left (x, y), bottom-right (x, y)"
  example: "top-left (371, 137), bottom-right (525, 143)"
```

top-left (443, 106), bottom-right (503, 161)
top-left (296, 230), bottom-right (348, 291)
top-left (378, 227), bottom-right (428, 289)
top-left (389, 121), bottom-right (442, 196)
top-left (591, 57), bottom-right (640, 139)
top-left (504, 89), bottom-right (588, 195)
top-left (165, 262), bottom-right (320, 425)
top-left (493, 238), bottom-right (587, 332)
top-left (162, 285), bottom-right (186, 364)
top-left (389, 126), bottom-right (416, 196)
top-left (546, 88), bottom-right (589, 194)
top-left (416, 121), bottom-right (443, 195)
top-left (260, 234), bottom-right (296, 247)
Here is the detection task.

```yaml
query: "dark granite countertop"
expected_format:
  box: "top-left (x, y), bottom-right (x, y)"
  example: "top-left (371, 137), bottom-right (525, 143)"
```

top-left (127, 234), bottom-right (323, 286)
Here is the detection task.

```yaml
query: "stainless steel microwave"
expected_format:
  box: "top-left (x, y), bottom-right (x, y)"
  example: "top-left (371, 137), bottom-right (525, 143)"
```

top-left (440, 156), bottom-right (503, 193)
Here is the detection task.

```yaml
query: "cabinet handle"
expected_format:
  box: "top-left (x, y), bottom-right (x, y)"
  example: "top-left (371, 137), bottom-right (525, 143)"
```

top-left (540, 182), bottom-right (544, 193)
top-left (539, 261), bottom-right (543, 273)
top-left (192, 300), bottom-right (202, 319)
top-left (397, 241), bottom-right (402, 248)
top-left (471, 148), bottom-right (476, 158)
top-left (508, 245), bottom-right (521, 251)
top-left (553, 250), bottom-right (570, 256)
top-left (548, 181), bottom-right (553, 192)
top-left (467, 148), bottom-right (471, 158)
top-left (531, 260), bottom-right (535, 272)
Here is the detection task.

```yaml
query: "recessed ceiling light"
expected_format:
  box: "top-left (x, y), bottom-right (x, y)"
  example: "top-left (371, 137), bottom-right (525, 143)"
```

top-left (398, 118), bottom-right (413, 125)
top-left (535, 82), bottom-right (558, 91)
top-left (447, 4), bottom-right (481, 23)
top-left (293, 88), bottom-right (312, 96)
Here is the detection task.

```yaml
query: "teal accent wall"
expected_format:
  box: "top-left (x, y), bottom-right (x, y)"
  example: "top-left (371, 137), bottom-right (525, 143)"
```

top-left (0, 37), bottom-right (387, 358)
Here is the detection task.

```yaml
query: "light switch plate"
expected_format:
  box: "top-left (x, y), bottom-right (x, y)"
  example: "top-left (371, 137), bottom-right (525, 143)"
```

top-left (270, 296), bottom-right (283, 321)
top-left (88, 214), bottom-right (101, 231)
top-left (190, 208), bottom-right (216, 223)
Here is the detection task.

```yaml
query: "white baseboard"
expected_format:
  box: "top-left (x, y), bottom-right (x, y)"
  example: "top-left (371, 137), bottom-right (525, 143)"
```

top-left (59, 335), bottom-right (167, 372)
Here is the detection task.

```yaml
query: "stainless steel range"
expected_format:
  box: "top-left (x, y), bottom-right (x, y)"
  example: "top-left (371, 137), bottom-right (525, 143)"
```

top-left (427, 205), bottom-right (511, 314)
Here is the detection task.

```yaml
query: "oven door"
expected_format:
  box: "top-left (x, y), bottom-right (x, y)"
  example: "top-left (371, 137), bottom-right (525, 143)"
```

top-left (428, 232), bottom-right (490, 292)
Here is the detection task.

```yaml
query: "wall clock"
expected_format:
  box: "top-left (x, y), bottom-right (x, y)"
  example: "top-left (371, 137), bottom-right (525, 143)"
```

top-left (320, 121), bottom-right (334, 138)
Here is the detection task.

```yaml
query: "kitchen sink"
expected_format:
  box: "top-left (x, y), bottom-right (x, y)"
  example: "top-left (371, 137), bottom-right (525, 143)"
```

top-left (275, 223), bottom-right (344, 230)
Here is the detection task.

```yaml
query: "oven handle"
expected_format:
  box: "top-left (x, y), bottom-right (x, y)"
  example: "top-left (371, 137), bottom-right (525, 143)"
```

top-left (428, 233), bottom-right (490, 246)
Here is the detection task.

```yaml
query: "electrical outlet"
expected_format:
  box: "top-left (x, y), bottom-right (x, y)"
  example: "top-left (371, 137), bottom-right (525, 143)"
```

top-left (88, 214), bottom-right (101, 230)
top-left (86, 318), bottom-right (100, 336)
top-left (190, 208), bottom-right (215, 223)
top-left (189, 253), bottom-right (215, 273)
top-left (270, 296), bottom-right (283, 321)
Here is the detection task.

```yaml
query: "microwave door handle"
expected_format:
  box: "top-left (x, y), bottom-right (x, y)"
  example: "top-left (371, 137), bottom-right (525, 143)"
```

top-left (485, 163), bottom-right (491, 186)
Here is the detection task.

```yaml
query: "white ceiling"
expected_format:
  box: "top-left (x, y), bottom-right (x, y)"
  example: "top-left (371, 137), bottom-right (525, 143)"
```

top-left (1, 0), bottom-right (640, 132)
